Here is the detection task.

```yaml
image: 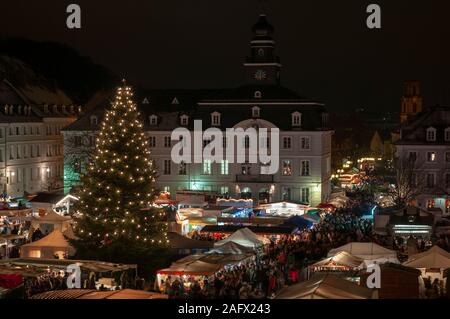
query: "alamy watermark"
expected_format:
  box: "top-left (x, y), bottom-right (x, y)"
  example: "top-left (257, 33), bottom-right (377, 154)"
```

top-left (171, 120), bottom-right (280, 174)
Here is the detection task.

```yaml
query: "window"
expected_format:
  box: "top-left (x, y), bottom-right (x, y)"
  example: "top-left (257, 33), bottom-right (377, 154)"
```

top-left (178, 161), bottom-right (187, 175)
top-left (427, 173), bottom-right (435, 188)
top-left (301, 188), bottom-right (310, 204)
top-left (16, 127), bottom-right (20, 135)
top-left (90, 116), bottom-right (98, 126)
top-left (241, 164), bottom-right (251, 175)
top-left (29, 250), bottom-right (41, 258)
top-left (221, 160), bottom-right (229, 175)
top-left (301, 160), bottom-right (311, 176)
top-left (283, 137), bottom-right (292, 149)
top-left (282, 160), bottom-right (292, 176)
top-left (36, 145), bottom-right (40, 157)
top-left (427, 152), bottom-right (436, 162)
top-left (36, 126), bottom-right (40, 135)
top-left (244, 136), bottom-right (250, 149)
top-left (180, 115), bottom-right (189, 126)
top-left (149, 115), bottom-right (158, 126)
top-left (301, 137), bottom-right (311, 150)
top-left (446, 152), bottom-right (450, 163)
top-left (292, 112), bottom-right (302, 127)
top-left (282, 187), bottom-right (291, 201)
top-left (163, 186), bottom-right (170, 193)
top-left (0, 128), bottom-right (3, 138)
top-left (445, 174), bottom-right (450, 188)
top-left (203, 160), bottom-right (212, 175)
top-left (252, 106), bottom-right (260, 118)
top-left (163, 160), bottom-right (171, 175)
top-left (408, 151), bottom-right (418, 162)
top-left (149, 136), bottom-right (156, 148)
top-left (220, 186), bottom-right (229, 195)
top-left (254, 91), bottom-right (262, 99)
top-left (0, 149), bottom-right (3, 162)
top-left (164, 136), bottom-right (171, 148)
top-left (426, 127), bottom-right (436, 142)
top-left (445, 128), bottom-right (450, 141)
top-left (211, 112), bottom-right (221, 126)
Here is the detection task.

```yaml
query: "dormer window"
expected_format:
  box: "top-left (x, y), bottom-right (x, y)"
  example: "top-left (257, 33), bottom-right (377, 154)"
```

top-left (142, 98), bottom-right (150, 104)
top-left (254, 91), bottom-right (262, 99)
top-left (180, 115), bottom-right (189, 126)
top-left (426, 127), bottom-right (436, 142)
top-left (149, 115), bottom-right (158, 126)
top-left (252, 106), bottom-right (260, 118)
top-left (211, 112), bottom-right (221, 126)
top-left (445, 127), bottom-right (450, 142)
top-left (292, 112), bottom-right (302, 127)
top-left (172, 97), bottom-right (180, 105)
top-left (90, 115), bottom-right (98, 126)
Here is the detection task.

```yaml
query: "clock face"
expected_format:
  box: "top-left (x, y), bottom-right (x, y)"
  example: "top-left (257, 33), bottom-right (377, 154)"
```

top-left (254, 69), bottom-right (267, 81)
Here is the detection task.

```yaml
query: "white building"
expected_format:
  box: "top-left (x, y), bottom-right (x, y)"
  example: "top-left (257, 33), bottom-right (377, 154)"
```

top-left (63, 14), bottom-right (333, 206)
top-left (396, 105), bottom-right (450, 214)
top-left (0, 79), bottom-right (80, 197)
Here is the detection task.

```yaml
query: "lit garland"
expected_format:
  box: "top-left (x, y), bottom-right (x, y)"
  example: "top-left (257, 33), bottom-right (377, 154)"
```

top-left (72, 81), bottom-right (169, 247)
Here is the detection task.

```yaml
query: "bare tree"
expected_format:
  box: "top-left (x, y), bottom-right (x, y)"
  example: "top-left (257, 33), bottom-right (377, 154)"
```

top-left (387, 157), bottom-right (425, 208)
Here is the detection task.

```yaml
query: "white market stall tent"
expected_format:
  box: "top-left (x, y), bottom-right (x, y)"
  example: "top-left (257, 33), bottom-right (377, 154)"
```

top-left (208, 241), bottom-right (255, 254)
top-left (20, 230), bottom-right (75, 259)
top-left (31, 210), bottom-right (72, 234)
top-left (403, 246), bottom-right (450, 287)
top-left (214, 228), bottom-right (270, 249)
top-left (311, 251), bottom-right (365, 272)
top-left (328, 242), bottom-right (399, 265)
top-left (275, 274), bottom-right (377, 299)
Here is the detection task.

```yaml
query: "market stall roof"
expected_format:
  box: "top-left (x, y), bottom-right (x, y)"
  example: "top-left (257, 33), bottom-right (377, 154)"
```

top-left (33, 210), bottom-right (72, 223)
top-left (0, 258), bottom-right (137, 275)
top-left (328, 242), bottom-right (399, 264)
top-left (311, 252), bottom-right (364, 270)
top-left (168, 232), bottom-right (214, 250)
top-left (201, 225), bottom-right (295, 235)
top-left (29, 193), bottom-right (78, 205)
top-left (403, 246), bottom-right (450, 269)
top-left (21, 230), bottom-right (74, 251)
top-left (275, 274), bottom-right (376, 299)
top-left (215, 228), bottom-right (269, 248)
top-left (30, 289), bottom-right (167, 299)
top-left (208, 241), bottom-right (255, 254)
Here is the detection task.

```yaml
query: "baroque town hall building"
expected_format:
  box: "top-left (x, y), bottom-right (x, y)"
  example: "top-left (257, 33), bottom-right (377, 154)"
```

top-left (63, 15), bottom-right (333, 206)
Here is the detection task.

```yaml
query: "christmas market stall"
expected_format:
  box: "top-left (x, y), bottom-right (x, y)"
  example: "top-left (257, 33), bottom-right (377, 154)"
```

top-left (20, 230), bottom-right (75, 259)
top-left (30, 288), bottom-right (167, 299)
top-left (29, 193), bottom-right (78, 216)
top-left (275, 273), bottom-right (378, 299)
top-left (328, 242), bottom-right (400, 266)
top-left (31, 210), bottom-right (72, 234)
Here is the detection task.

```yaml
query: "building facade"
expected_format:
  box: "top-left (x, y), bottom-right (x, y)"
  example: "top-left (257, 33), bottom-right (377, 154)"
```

top-left (63, 14), bottom-right (333, 206)
top-left (400, 81), bottom-right (423, 124)
top-left (396, 105), bottom-right (450, 214)
top-left (0, 79), bottom-right (80, 198)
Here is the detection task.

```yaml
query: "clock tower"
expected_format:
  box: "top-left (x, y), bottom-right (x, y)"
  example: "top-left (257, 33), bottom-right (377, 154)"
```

top-left (244, 14), bottom-right (281, 86)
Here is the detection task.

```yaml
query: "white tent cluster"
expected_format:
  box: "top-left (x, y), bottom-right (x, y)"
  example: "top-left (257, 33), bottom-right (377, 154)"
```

top-left (327, 242), bottom-right (399, 267)
top-left (214, 228), bottom-right (269, 249)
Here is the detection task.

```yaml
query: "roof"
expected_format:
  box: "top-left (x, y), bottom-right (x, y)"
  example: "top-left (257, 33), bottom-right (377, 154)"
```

top-left (33, 210), bottom-right (72, 223)
top-left (215, 228), bottom-right (268, 248)
top-left (29, 192), bottom-right (67, 204)
top-left (403, 246), bottom-right (450, 269)
top-left (396, 105), bottom-right (450, 145)
top-left (328, 242), bottom-right (398, 262)
top-left (21, 230), bottom-right (73, 250)
top-left (30, 289), bottom-right (167, 300)
top-left (312, 252), bottom-right (364, 269)
top-left (207, 241), bottom-right (255, 254)
top-left (201, 224), bottom-right (295, 235)
top-left (64, 84), bottom-right (329, 132)
top-left (275, 274), bottom-right (376, 299)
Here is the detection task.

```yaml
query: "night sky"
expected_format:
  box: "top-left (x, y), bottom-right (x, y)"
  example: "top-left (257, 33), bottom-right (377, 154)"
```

top-left (1, 0), bottom-right (450, 113)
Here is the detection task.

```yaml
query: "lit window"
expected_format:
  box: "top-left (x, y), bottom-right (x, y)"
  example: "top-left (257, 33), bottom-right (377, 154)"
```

top-left (427, 152), bottom-right (436, 162)
top-left (179, 162), bottom-right (187, 175)
top-left (445, 128), bottom-right (450, 141)
top-left (90, 116), bottom-right (98, 126)
top-left (221, 160), bottom-right (229, 175)
top-left (282, 160), bottom-right (292, 176)
top-left (180, 115), bottom-right (189, 126)
top-left (220, 186), bottom-right (229, 195)
top-left (203, 160), bottom-right (212, 175)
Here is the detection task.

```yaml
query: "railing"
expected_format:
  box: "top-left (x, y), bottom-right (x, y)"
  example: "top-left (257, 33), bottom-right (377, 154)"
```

top-left (235, 175), bottom-right (274, 183)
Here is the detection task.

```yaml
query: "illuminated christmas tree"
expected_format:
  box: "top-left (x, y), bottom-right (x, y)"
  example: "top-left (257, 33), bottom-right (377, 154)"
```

top-left (71, 80), bottom-right (169, 264)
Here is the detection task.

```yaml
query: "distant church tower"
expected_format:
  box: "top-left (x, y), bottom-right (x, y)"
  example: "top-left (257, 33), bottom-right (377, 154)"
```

top-left (400, 81), bottom-right (423, 123)
top-left (244, 14), bottom-right (281, 86)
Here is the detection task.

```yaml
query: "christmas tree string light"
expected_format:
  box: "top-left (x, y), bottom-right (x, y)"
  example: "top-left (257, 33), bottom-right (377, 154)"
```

top-left (71, 80), bottom-right (169, 254)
